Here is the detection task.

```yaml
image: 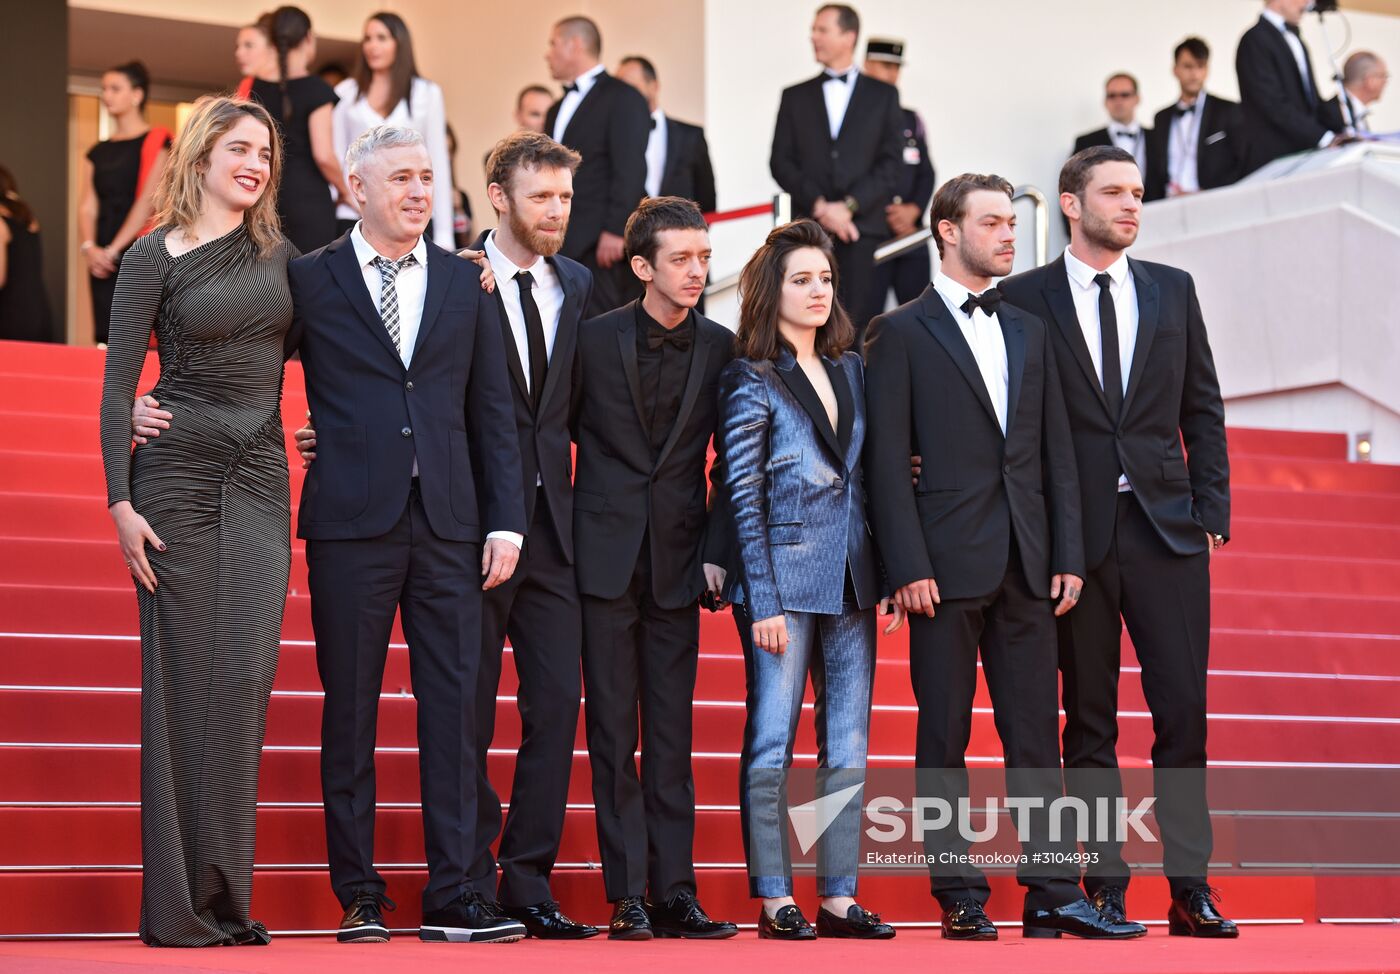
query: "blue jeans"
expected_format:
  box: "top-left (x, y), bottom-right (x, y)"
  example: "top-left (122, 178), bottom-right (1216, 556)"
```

top-left (734, 601), bottom-right (876, 898)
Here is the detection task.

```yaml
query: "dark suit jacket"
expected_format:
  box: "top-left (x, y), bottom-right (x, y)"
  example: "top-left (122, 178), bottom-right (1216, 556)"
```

top-left (570, 300), bottom-right (732, 608)
top-left (546, 72), bottom-right (651, 257)
top-left (287, 233), bottom-right (526, 543)
top-left (896, 107), bottom-right (936, 227)
top-left (657, 116), bottom-right (717, 213)
top-left (1322, 91), bottom-right (1369, 133)
top-left (863, 287), bottom-right (1083, 600)
top-left (1145, 93), bottom-right (1244, 201)
top-left (470, 229), bottom-right (591, 561)
top-left (770, 72), bottom-right (904, 237)
top-left (1236, 15), bottom-right (1335, 173)
top-left (998, 257), bottom-right (1230, 568)
top-left (1073, 127), bottom-right (1115, 153)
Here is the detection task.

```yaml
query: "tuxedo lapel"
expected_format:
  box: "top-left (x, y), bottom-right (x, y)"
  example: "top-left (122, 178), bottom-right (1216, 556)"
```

top-left (536, 257), bottom-right (579, 415)
top-left (474, 231), bottom-right (530, 405)
top-left (915, 286), bottom-right (1001, 433)
top-left (653, 313), bottom-right (712, 471)
top-left (1001, 308), bottom-right (1027, 431)
top-left (828, 356), bottom-right (856, 464)
top-left (328, 237), bottom-right (402, 368)
top-left (616, 308), bottom-right (649, 432)
top-left (563, 73), bottom-right (608, 144)
top-left (834, 73), bottom-right (869, 143)
top-left (1121, 258), bottom-right (1160, 418)
top-left (775, 350), bottom-right (845, 467)
top-left (805, 76), bottom-right (834, 144)
top-left (1038, 258), bottom-right (1111, 416)
top-left (660, 118), bottom-right (684, 193)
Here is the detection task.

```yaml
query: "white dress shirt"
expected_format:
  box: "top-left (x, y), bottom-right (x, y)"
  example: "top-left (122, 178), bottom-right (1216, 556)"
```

top-left (1261, 7), bottom-right (1334, 147)
top-left (332, 76), bottom-right (455, 250)
top-left (1063, 246), bottom-right (1138, 490)
top-left (821, 65), bottom-right (859, 140)
top-left (1108, 123), bottom-right (1148, 173)
top-left (644, 108), bottom-right (668, 197)
top-left (552, 62), bottom-right (605, 143)
top-left (933, 271), bottom-right (1009, 436)
top-left (1167, 94), bottom-right (1206, 195)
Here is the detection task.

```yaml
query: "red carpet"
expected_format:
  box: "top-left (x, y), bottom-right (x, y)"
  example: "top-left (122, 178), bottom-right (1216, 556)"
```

top-left (2, 338), bottom-right (1399, 950)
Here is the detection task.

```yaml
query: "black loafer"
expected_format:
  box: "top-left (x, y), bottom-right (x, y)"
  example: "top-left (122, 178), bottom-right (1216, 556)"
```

top-left (646, 889), bottom-right (738, 939)
top-left (609, 896), bottom-right (654, 940)
top-left (1091, 885), bottom-right (1131, 925)
top-left (505, 899), bottom-right (600, 939)
top-left (338, 891), bottom-right (394, 943)
top-left (816, 903), bottom-right (895, 939)
top-left (757, 904), bottom-right (816, 940)
top-left (941, 898), bottom-right (997, 940)
top-left (1169, 886), bottom-right (1239, 938)
top-left (1023, 897), bottom-right (1147, 939)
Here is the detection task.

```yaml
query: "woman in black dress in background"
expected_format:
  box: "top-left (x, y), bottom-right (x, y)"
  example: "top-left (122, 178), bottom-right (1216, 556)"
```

top-left (99, 95), bottom-right (293, 947)
top-left (247, 6), bottom-right (348, 253)
top-left (0, 165), bottom-right (54, 342)
top-left (78, 61), bottom-right (170, 345)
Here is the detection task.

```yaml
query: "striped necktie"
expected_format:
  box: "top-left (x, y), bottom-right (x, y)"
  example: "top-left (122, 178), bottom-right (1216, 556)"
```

top-left (372, 254), bottom-right (417, 352)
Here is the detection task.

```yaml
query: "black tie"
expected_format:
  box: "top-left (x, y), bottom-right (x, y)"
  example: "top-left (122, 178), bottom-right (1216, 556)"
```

top-left (1285, 22), bottom-right (1301, 36)
top-left (1095, 272), bottom-right (1123, 419)
top-left (562, 82), bottom-right (578, 94)
top-left (647, 327), bottom-right (691, 351)
top-left (1173, 102), bottom-right (1192, 117)
top-left (649, 117), bottom-right (657, 130)
top-left (825, 70), bottom-right (851, 84)
top-left (516, 270), bottom-right (548, 413)
top-left (960, 290), bottom-right (1002, 318)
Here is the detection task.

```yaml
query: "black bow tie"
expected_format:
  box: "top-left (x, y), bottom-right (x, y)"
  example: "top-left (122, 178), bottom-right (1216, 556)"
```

top-left (825, 70), bottom-right (852, 84)
top-left (647, 327), bottom-right (691, 352)
top-left (960, 290), bottom-right (1002, 318)
top-left (562, 82), bottom-right (579, 94)
top-left (1285, 22), bottom-right (1301, 36)
top-left (1174, 102), bottom-right (1194, 117)
top-left (649, 117), bottom-right (656, 130)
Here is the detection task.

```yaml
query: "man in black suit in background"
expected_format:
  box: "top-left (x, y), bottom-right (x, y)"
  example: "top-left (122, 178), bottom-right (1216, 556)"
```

top-left (1236, 0), bottom-right (1343, 174)
top-left (770, 3), bottom-right (902, 332)
top-left (616, 56), bottom-right (717, 213)
top-left (1324, 50), bottom-right (1390, 135)
top-left (545, 15), bottom-right (651, 315)
top-left (999, 146), bottom-right (1235, 938)
top-left (572, 197), bottom-right (737, 942)
top-left (861, 37), bottom-right (936, 308)
top-left (1073, 73), bottom-right (1149, 174)
top-left (864, 174), bottom-right (1142, 943)
top-left (1145, 37), bottom-right (1244, 202)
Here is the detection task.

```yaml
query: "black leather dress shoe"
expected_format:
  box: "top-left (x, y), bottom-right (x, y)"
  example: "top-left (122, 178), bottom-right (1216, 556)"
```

top-left (1091, 885), bottom-right (1131, 925)
top-left (338, 891), bottom-right (394, 943)
top-left (1022, 897), bottom-right (1148, 939)
top-left (505, 900), bottom-right (600, 939)
top-left (941, 899), bottom-right (998, 940)
top-left (816, 903), bottom-right (896, 939)
top-left (609, 896), bottom-right (654, 940)
top-left (420, 891), bottom-right (527, 943)
top-left (1169, 886), bottom-right (1239, 938)
top-left (646, 890), bottom-right (738, 939)
top-left (757, 904), bottom-right (816, 940)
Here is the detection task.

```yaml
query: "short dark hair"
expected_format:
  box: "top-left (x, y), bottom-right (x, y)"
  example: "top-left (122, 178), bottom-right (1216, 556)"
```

top-left (516, 84), bottom-right (553, 107)
top-left (486, 131), bottom-right (582, 196)
top-left (1105, 71), bottom-right (1139, 94)
top-left (817, 4), bottom-right (860, 38)
top-left (1059, 145), bottom-right (1138, 198)
top-left (556, 15), bottom-right (602, 57)
top-left (1174, 36), bottom-right (1210, 64)
top-left (736, 219), bottom-right (854, 362)
top-left (107, 60), bottom-right (150, 111)
top-left (625, 196), bottom-right (708, 266)
top-left (928, 173), bottom-right (1014, 257)
top-left (620, 55), bottom-right (657, 83)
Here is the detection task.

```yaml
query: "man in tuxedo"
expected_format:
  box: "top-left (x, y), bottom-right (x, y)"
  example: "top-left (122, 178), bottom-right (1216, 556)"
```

top-left (1073, 73), bottom-right (1149, 174)
top-left (770, 3), bottom-right (903, 332)
top-left (138, 126), bottom-right (531, 944)
top-left (1236, 0), bottom-right (1342, 174)
top-left (864, 174), bottom-right (1143, 942)
top-left (1325, 50), bottom-right (1389, 135)
top-left (1145, 37), bottom-right (1244, 202)
top-left (861, 37), bottom-right (936, 308)
top-left (572, 196), bottom-right (737, 941)
top-left (516, 85), bottom-right (554, 134)
top-left (545, 15), bottom-right (651, 315)
top-left (998, 146), bottom-right (1235, 938)
top-left (616, 56), bottom-right (717, 213)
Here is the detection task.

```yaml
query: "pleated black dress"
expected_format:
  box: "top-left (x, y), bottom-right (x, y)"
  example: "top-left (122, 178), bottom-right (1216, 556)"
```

top-left (98, 224), bottom-right (294, 946)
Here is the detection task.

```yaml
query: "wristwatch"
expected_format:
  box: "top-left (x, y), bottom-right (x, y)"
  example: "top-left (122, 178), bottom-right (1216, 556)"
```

top-left (843, 195), bottom-right (859, 214)
top-left (1209, 533), bottom-right (1225, 550)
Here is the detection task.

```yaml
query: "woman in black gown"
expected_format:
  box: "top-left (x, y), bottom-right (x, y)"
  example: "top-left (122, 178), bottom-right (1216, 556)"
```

top-left (247, 6), bottom-right (348, 253)
top-left (99, 95), bottom-right (293, 947)
top-left (0, 166), bottom-right (54, 342)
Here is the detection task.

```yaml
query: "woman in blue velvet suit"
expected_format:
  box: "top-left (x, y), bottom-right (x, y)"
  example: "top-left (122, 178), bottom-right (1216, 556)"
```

top-left (719, 219), bottom-right (904, 941)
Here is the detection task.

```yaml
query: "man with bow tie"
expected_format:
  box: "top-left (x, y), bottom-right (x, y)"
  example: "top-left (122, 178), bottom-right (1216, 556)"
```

top-left (770, 3), bottom-right (903, 334)
top-left (1145, 37), bottom-right (1244, 202)
top-left (865, 175), bottom-right (1144, 941)
top-left (1074, 73), bottom-right (1150, 175)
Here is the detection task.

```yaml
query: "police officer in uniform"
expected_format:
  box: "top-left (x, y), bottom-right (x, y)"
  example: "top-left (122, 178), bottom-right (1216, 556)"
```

top-left (863, 38), bottom-right (936, 310)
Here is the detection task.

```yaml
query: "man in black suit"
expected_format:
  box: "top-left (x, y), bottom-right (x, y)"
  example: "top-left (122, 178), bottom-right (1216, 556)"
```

top-left (1145, 37), bottom-right (1244, 202)
top-left (1236, 0), bottom-right (1342, 174)
top-left (998, 146), bottom-right (1235, 938)
top-left (572, 196), bottom-right (737, 942)
top-left (861, 38), bottom-right (936, 307)
top-left (1073, 73), bottom-right (1149, 174)
top-left (1324, 50), bottom-right (1389, 135)
top-left (616, 56), bottom-right (717, 212)
top-left (864, 174), bottom-right (1143, 943)
top-left (770, 3), bottom-right (903, 332)
top-left (545, 15), bottom-right (651, 315)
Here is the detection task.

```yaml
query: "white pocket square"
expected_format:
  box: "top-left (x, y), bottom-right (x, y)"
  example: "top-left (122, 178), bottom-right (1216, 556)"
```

top-left (1205, 131), bottom-right (1228, 145)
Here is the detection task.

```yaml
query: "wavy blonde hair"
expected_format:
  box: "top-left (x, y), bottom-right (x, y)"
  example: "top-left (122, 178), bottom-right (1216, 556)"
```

top-left (152, 95), bottom-right (283, 256)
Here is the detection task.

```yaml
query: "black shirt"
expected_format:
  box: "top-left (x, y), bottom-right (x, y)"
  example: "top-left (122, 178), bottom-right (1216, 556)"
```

top-left (250, 77), bottom-right (339, 252)
top-left (635, 302), bottom-right (694, 455)
top-left (86, 132), bottom-right (169, 247)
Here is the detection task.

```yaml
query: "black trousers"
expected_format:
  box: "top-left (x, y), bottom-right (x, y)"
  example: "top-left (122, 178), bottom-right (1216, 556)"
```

top-left (581, 540), bottom-right (701, 902)
top-left (833, 235), bottom-right (883, 333)
top-left (909, 550), bottom-right (1082, 912)
top-left (468, 494), bottom-right (582, 907)
top-left (1061, 491), bottom-right (1212, 897)
top-left (578, 247), bottom-right (644, 317)
top-left (308, 485), bottom-right (481, 913)
top-left (873, 239), bottom-right (932, 311)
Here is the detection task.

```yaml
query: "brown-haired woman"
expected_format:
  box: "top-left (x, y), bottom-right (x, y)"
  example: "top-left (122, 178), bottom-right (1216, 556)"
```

top-left (331, 11), bottom-right (453, 248)
top-left (718, 219), bottom-right (902, 940)
top-left (98, 95), bottom-right (294, 947)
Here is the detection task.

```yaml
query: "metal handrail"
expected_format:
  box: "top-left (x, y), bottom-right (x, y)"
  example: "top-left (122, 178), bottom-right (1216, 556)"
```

top-left (703, 193), bottom-right (791, 297)
top-left (871, 184), bottom-right (1051, 269)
